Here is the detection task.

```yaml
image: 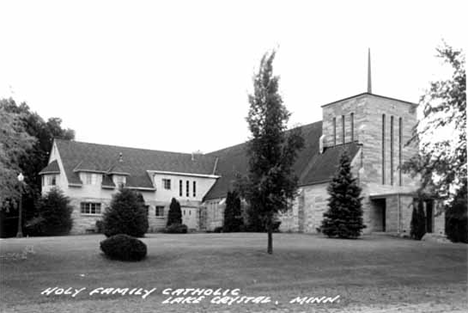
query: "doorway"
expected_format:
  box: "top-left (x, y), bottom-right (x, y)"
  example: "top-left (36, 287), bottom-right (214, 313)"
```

top-left (372, 198), bottom-right (386, 232)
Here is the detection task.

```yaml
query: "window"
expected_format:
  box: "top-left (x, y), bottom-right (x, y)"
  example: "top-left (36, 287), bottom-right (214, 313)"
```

top-left (390, 116), bottom-right (394, 185)
top-left (342, 115), bottom-right (345, 144)
top-left (351, 113), bottom-right (354, 142)
top-left (382, 114), bottom-right (386, 184)
top-left (193, 181), bottom-right (196, 197)
top-left (333, 117), bottom-right (337, 146)
top-left (114, 175), bottom-right (125, 188)
top-left (162, 178), bottom-right (171, 190)
top-left (186, 180), bottom-right (189, 197)
top-left (179, 180), bottom-right (183, 197)
top-left (83, 173), bottom-right (98, 185)
top-left (46, 175), bottom-right (57, 186)
top-left (155, 206), bottom-right (165, 217)
top-left (80, 202), bottom-right (101, 215)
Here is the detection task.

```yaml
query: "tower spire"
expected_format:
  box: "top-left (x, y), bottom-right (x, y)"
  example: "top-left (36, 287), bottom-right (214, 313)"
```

top-left (367, 48), bottom-right (372, 93)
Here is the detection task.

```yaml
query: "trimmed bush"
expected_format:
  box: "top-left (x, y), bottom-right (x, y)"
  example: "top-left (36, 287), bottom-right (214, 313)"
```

top-left (164, 223), bottom-right (188, 234)
top-left (103, 189), bottom-right (148, 238)
top-left (100, 234), bottom-right (147, 261)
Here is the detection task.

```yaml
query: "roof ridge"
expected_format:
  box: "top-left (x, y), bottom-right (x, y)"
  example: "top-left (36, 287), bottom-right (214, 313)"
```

top-left (54, 139), bottom-right (217, 159)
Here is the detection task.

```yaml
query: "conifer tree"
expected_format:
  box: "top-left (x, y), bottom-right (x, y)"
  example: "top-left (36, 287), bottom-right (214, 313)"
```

top-left (223, 191), bottom-right (243, 232)
top-left (167, 198), bottom-right (182, 226)
top-left (321, 151), bottom-right (365, 238)
top-left (103, 188), bottom-right (148, 238)
top-left (410, 199), bottom-right (427, 240)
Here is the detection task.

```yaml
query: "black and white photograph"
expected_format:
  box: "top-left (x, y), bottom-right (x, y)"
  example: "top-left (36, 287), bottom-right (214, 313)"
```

top-left (0, 0), bottom-right (466, 312)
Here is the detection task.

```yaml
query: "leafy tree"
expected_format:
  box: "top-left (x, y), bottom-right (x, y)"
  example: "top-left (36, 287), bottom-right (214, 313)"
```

top-left (321, 151), bottom-right (365, 239)
top-left (0, 98), bottom-right (74, 234)
top-left (28, 187), bottom-right (73, 236)
top-left (0, 104), bottom-right (36, 204)
top-left (223, 191), bottom-right (243, 232)
top-left (242, 50), bottom-right (304, 254)
top-left (167, 198), bottom-right (182, 227)
top-left (410, 199), bottom-right (427, 240)
top-left (402, 42), bottom-right (466, 205)
top-left (103, 188), bottom-right (149, 237)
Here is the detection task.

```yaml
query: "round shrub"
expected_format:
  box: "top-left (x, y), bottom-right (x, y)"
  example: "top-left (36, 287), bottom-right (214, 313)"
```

top-left (164, 223), bottom-right (188, 234)
top-left (103, 188), bottom-right (148, 238)
top-left (100, 234), bottom-right (147, 261)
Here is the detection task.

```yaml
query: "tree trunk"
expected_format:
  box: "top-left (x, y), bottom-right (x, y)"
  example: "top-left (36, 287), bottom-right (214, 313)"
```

top-left (267, 218), bottom-right (273, 254)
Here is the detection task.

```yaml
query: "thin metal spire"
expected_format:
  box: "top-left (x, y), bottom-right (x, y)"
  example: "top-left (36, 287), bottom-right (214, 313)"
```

top-left (367, 48), bottom-right (372, 93)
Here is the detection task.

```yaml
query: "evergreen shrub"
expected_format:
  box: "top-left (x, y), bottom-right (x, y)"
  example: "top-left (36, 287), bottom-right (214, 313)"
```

top-left (27, 188), bottom-right (73, 236)
top-left (102, 189), bottom-right (148, 238)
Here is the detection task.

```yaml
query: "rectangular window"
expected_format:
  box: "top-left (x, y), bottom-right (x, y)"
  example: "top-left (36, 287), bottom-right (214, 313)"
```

top-left (399, 117), bottom-right (403, 186)
top-left (83, 173), bottom-right (98, 185)
top-left (342, 115), bottom-right (345, 144)
top-left (155, 206), bottom-right (165, 217)
top-left (162, 178), bottom-right (171, 190)
top-left (186, 180), bottom-right (189, 197)
top-left (390, 116), bottom-right (394, 185)
top-left (114, 175), bottom-right (125, 188)
top-left (179, 180), bottom-right (183, 197)
top-left (351, 113), bottom-right (354, 142)
top-left (382, 114), bottom-right (386, 184)
top-left (333, 117), bottom-right (337, 146)
top-left (193, 181), bottom-right (196, 197)
top-left (80, 202), bottom-right (102, 215)
top-left (46, 175), bottom-right (57, 186)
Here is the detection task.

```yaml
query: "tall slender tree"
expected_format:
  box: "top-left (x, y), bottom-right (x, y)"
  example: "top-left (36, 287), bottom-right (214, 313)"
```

top-left (243, 50), bottom-right (304, 254)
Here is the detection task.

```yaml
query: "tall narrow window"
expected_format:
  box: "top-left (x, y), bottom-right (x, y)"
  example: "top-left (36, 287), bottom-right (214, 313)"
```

top-left (399, 117), bottom-right (403, 186)
top-left (351, 113), bottom-right (354, 142)
top-left (179, 180), bottom-right (183, 196)
top-left (193, 181), bottom-right (196, 197)
top-left (390, 116), bottom-right (394, 185)
top-left (342, 115), bottom-right (345, 144)
top-left (186, 180), bottom-right (189, 197)
top-left (333, 117), bottom-right (337, 146)
top-left (382, 114), bottom-right (386, 185)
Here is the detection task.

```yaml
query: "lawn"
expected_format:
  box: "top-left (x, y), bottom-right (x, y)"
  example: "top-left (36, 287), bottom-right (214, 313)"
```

top-left (0, 233), bottom-right (467, 313)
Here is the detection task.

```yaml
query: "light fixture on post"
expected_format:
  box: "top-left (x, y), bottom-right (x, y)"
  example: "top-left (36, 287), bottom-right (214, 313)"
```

top-left (17, 173), bottom-right (24, 238)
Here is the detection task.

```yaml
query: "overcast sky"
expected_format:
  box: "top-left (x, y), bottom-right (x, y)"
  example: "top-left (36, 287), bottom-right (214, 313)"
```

top-left (0, 0), bottom-right (465, 154)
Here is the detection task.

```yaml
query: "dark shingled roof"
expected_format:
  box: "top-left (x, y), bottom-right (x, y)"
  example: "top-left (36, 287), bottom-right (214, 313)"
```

top-left (203, 121), bottom-right (361, 201)
top-left (51, 140), bottom-right (219, 189)
top-left (39, 160), bottom-right (60, 175)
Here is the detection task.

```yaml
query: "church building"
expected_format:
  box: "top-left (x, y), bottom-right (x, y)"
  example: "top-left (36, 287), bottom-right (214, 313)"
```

top-left (39, 54), bottom-right (445, 236)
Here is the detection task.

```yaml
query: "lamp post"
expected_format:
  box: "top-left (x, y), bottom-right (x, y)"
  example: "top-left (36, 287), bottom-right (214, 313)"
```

top-left (17, 173), bottom-right (24, 238)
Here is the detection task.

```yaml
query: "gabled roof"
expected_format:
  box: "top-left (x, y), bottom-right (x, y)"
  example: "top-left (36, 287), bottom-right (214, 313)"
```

top-left (203, 121), bottom-right (361, 201)
top-left (51, 140), bottom-right (219, 189)
top-left (38, 160), bottom-right (60, 175)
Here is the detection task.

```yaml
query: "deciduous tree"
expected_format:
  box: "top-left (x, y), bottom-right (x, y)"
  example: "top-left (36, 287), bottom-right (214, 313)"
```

top-left (242, 50), bottom-right (304, 254)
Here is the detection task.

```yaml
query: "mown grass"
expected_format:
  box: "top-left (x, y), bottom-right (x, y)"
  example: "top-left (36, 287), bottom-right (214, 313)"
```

top-left (0, 233), bottom-right (467, 312)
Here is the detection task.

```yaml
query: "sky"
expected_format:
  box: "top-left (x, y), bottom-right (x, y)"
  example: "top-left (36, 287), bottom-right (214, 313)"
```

top-left (0, 0), bottom-right (466, 154)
